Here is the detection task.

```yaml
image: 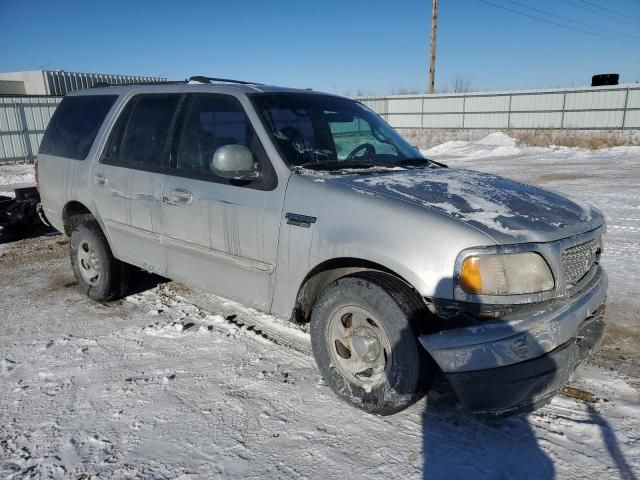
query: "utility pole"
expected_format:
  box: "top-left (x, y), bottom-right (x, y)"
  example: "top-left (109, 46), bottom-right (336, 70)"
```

top-left (428, 0), bottom-right (438, 94)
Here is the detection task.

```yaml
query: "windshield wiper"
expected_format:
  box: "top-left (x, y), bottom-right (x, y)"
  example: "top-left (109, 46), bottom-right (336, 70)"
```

top-left (295, 161), bottom-right (376, 171)
top-left (395, 157), bottom-right (447, 168)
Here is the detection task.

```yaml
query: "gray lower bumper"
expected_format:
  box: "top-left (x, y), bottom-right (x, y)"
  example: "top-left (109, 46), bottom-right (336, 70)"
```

top-left (420, 270), bottom-right (608, 373)
top-left (446, 310), bottom-right (605, 418)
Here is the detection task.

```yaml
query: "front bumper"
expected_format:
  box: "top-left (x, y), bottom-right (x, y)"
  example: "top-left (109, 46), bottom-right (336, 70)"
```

top-left (448, 307), bottom-right (605, 418)
top-left (420, 269), bottom-right (607, 418)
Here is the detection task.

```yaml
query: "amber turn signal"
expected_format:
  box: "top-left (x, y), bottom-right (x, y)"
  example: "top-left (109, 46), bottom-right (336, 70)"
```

top-left (459, 257), bottom-right (483, 294)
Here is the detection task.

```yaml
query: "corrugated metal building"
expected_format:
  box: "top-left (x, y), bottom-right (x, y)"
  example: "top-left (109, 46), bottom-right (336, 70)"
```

top-left (0, 69), bottom-right (167, 163)
top-left (0, 70), bottom-right (167, 96)
top-left (358, 84), bottom-right (640, 130)
top-left (0, 80), bottom-right (26, 95)
top-left (2, 80), bottom-right (639, 164)
top-left (0, 96), bottom-right (61, 163)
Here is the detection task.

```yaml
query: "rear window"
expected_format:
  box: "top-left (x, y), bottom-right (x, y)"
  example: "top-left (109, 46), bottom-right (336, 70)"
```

top-left (39, 95), bottom-right (117, 160)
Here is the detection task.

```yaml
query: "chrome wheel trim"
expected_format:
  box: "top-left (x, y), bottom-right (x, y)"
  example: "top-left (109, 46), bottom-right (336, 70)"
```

top-left (326, 304), bottom-right (392, 392)
top-left (77, 239), bottom-right (101, 286)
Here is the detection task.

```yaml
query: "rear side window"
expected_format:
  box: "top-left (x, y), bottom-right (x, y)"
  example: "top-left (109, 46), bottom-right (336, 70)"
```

top-left (101, 94), bottom-right (181, 170)
top-left (39, 95), bottom-right (117, 160)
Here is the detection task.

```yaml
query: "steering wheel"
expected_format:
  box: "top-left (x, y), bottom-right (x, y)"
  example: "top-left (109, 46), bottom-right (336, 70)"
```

top-left (346, 143), bottom-right (376, 160)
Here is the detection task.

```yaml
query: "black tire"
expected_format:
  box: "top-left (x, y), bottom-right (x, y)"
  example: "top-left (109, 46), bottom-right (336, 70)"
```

top-left (310, 272), bottom-right (432, 415)
top-left (70, 220), bottom-right (128, 301)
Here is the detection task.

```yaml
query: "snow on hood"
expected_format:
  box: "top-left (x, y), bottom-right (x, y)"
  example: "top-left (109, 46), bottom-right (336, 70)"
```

top-left (332, 167), bottom-right (603, 243)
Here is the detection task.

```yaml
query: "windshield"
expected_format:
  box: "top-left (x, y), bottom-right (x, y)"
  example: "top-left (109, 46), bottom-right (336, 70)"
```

top-left (251, 93), bottom-right (431, 171)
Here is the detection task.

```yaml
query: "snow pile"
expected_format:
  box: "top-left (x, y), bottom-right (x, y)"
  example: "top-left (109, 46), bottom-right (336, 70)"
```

top-left (422, 132), bottom-right (522, 159)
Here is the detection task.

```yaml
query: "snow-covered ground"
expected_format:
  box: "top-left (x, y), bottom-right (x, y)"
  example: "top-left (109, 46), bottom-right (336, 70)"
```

top-left (1, 136), bottom-right (640, 479)
top-left (0, 163), bottom-right (34, 197)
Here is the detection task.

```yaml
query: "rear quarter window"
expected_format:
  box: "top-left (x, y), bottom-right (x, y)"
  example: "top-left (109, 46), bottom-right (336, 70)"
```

top-left (39, 95), bottom-right (118, 160)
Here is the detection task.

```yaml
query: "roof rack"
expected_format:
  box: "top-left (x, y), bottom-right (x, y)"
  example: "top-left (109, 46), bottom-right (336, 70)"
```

top-left (91, 80), bottom-right (186, 89)
top-left (90, 77), bottom-right (262, 89)
top-left (189, 76), bottom-right (263, 86)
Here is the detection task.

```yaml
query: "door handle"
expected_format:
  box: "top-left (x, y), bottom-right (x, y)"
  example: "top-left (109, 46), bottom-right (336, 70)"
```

top-left (94, 173), bottom-right (107, 185)
top-left (170, 189), bottom-right (193, 206)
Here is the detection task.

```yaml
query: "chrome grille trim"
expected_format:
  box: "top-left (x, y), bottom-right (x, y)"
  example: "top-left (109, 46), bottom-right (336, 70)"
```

top-left (562, 236), bottom-right (602, 288)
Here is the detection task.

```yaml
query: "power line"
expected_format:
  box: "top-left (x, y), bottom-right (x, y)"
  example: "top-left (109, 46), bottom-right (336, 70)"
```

top-left (564, 0), bottom-right (640, 27)
top-left (475, 0), bottom-right (640, 45)
top-left (503, 0), bottom-right (640, 40)
top-left (576, 0), bottom-right (640, 23)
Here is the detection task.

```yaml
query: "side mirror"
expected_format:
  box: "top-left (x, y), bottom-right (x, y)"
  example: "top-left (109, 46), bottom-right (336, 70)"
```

top-left (211, 144), bottom-right (257, 179)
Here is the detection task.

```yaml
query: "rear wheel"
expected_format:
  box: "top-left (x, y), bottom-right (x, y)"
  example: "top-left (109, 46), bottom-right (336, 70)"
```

top-left (310, 273), bottom-right (432, 415)
top-left (70, 220), bottom-right (128, 301)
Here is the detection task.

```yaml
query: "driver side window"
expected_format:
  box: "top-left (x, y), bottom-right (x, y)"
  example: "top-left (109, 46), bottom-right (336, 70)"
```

top-left (327, 114), bottom-right (398, 160)
top-left (172, 94), bottom-right (276, 190)
top-left (263, 107), bottom-right (325, 164)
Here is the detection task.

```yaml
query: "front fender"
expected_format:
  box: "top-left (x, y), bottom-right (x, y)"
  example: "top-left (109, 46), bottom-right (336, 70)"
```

top-left (270, 174), bottom-right (496, 318)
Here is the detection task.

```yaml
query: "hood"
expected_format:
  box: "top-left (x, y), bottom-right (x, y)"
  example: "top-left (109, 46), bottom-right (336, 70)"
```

top-left (330, 167), bottom-right (603, 243)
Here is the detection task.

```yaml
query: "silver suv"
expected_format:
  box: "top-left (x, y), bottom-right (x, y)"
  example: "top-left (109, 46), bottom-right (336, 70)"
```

top-left (37, 78), bottom-right (607, 418)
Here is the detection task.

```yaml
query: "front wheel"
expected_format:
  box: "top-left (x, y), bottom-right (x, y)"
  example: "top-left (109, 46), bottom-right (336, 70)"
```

top-left (310, 273), bottom-right (432, 415)
top-left (70, 220), bottom-right (128, 301)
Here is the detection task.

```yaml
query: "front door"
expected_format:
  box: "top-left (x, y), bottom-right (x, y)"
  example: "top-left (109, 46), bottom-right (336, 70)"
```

top-left (161, 93), bottom-right (284, 311)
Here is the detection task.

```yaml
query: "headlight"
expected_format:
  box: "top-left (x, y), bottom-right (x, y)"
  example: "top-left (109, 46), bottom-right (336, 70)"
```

top-left (458, 252), bottom-right (554, 295)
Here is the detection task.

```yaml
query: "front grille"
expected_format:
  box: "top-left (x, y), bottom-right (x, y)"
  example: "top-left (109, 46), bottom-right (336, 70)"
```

top-left (562, 236), bottom-right (602, 288)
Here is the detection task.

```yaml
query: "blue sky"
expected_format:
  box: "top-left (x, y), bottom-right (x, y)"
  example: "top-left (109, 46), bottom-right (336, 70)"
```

top-left (1, 0), bottom-right (639, 94)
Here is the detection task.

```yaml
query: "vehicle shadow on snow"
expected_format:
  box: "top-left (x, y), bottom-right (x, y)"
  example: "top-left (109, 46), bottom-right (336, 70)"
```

top-left (125, 268), bottom-right (170, 296)
top-left (585, 404), bottom-right (638, 480)
top-left (419, 381), bottom-right (555, 479)
top-left (417, 381), bottom-right (638, 480)
top-left (397, 280), bottom-right (560, 479)
top-left (391, 288), bottom-right (633, 479)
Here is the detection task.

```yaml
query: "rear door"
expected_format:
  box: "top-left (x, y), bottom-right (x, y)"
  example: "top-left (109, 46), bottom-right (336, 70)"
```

top-left (95, 93), bottom-right (183, 274)
top-left (161, 93), bottom-right (283, 311)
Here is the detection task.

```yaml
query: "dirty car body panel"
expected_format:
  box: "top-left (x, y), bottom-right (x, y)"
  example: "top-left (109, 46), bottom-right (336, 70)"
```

top-left (37, 83), bottom-right (607, 418)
